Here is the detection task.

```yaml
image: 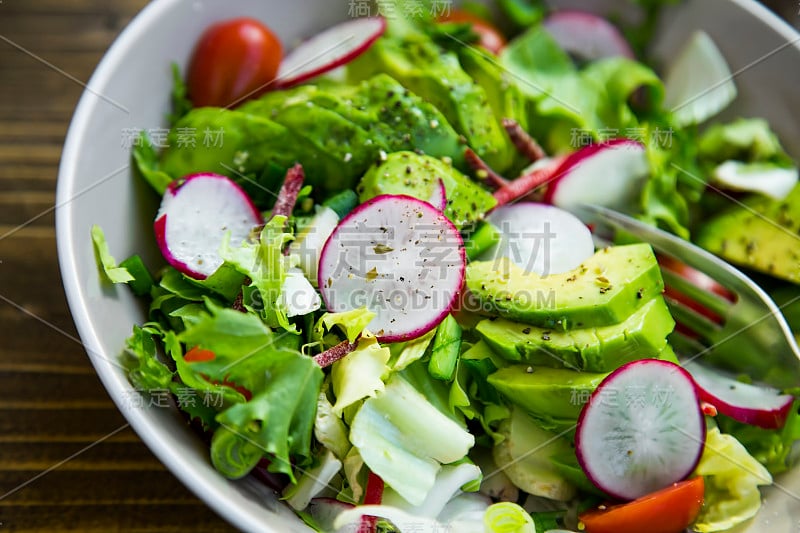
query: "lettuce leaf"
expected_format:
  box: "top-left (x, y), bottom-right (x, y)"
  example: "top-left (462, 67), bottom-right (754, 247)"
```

top-left (131, 131), bottom-right (173, 195)
top-left (315, 307), bottom-right (376, 344)
top-left (221, 215), bottom-right (296, 331)
top-left (214, 350), bottom-right (323, 480)
top-left (698, 118), bottom-right (794, 166)
top-left (91, 225), bottom-right (134, 284)
top-left (692, 427), bottom-right (773, 532)
top-left (167, 300), bottom-right (321, 479)
top-left (124, 324), bottom-right (173, 391)
top-left (716, 401), bottom-right (800, 475)
top-left (176, 299), bottom-right (300, 392)
top-left (314, 389), bottom-right (351, 461)
top-left (331, 333), bottom-right (391, 416)
top-left (349, 374), bottom-right (475, 505)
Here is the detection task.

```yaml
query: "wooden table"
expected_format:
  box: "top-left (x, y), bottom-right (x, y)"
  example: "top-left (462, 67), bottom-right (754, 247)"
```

top-left (0, 1), bottom-right (233, 531)
top-left (0, 1), bottom-right (796, 532)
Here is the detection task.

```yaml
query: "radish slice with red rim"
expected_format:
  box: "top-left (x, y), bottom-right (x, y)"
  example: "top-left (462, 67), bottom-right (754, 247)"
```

top-left (543, 138), bottom-right (649, 210)
top-left (277, 17), bottom-right (386, 88)
top-left (427, 178), bottom-right (447, 212)
top-left (480, 203), bottom-right (594, 275)
top-left (543, 11), bottom-right (634, 61)
top-left (154, 173), bottom-right (263, 279)
top-left (575, 359), bottom-right (706, 501)
top-left (318, 194), bottom-right (465, 342)
top-left (684, 360), bottom-right (795, 429)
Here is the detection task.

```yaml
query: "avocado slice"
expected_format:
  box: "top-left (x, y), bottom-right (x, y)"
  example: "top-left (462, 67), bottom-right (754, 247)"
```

top-left (492, 406), bottom-right (577, 501)
top-left (357, 151), bottom-right (496, 228)
top-left (488, 365), bottom-right (608, 422)
top-left (475, 297), bottom-right (675, 372)
top-left (466, 244), bottom-right (665, 329)
top-left (695, 184), bottom-right (800, 284)
top-left (348, 35), bottom-right (514, 172)
top-left (248, 75), bottom-right (467, 168)
top-left (322, 74), bottom-right (468, 168)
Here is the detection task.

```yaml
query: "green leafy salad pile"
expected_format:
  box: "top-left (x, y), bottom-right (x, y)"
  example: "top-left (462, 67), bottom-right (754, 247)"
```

top-left (91, 1), bottom-right (800, 532)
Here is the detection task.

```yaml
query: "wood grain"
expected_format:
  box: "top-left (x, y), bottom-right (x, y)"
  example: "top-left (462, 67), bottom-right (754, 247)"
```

top-left (0, 1), bottom-right (234, 531)
top-left (0, 1), bottom-right (795, 532)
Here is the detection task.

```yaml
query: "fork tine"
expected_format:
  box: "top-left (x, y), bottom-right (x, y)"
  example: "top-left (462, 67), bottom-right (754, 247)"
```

top-left (660, 268), bottom-right (731, 319)
top-left (663, 296), bottom-right (722, 342)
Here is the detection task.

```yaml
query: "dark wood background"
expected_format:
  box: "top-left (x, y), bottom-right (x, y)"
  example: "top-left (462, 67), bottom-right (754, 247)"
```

top-left (0, 1), bottom-right (795, 531)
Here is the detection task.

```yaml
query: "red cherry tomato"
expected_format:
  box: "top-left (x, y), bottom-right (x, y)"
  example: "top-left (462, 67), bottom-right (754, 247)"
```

top-left (579, 477), bottom-right (705, 533)
top-left (437, 9), bottom-right (506, 55)
top-left (187, 18), bottom-right (282, 108)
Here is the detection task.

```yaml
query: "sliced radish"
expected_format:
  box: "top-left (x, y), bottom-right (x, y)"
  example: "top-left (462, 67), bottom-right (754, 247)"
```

top-left (307, 498), bottom-right (355, 533)
top-left (479, 203), bottom-right (594, 275)
top-left (683, 360), bottom-right (795, 429)
top-left (277, 17), bottom-right (386, 88)
top-left (544, 11), bottom-right (634, 61)
top-left (664, 31), bottom-right (737, 127)
top-left (318, 194), bottom-right (465, 342)
top-left (543, 139), bottom-right (649, 210)
top-left (575, 359), bottom-right (706, 501)
top-left (427, 178), bottom-right (447, 212)
top-left (154, 173), bottom-right (263, 279)
top-left (711, 161), bottom-right (798, 201)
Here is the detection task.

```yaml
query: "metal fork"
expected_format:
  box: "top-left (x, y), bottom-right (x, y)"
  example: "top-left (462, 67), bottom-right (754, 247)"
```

top-left (576, 204), bottom-right (800, 389)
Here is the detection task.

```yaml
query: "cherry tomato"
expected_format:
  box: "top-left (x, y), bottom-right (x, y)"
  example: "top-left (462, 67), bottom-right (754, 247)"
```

top-left (187, 18), bottom-right (282, 108)
top-left (437, 9), bottom-right (506, 55)
top-left (579, 477), bottom-right (705, 533)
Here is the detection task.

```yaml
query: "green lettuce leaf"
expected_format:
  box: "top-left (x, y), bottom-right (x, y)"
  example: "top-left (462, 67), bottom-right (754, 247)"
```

top-left (314, 307), bottom-right (376, 344)
top-left (497, 0), bottom-right (546, 28)
top-left (716, 401), bottom-right (800, 475)
top-left (168, 62), bottom-right (193, 127)
top-left (698, 118), bottom-right (794, 166)
top-left (314, 389), bottom-right (351, 461)
top-left (221, 215), bottom-right (296, 330)
top-left (692, 427), bottom-right (773, 532)
top-left (214, 350), bottom-right (323, 481)
top-left (124, 324), bottom-right (173, 391)
top-left (91, 225), bottom-right (134, 284)
top-left (176, 299), bottom-right (299, 393)
top-left (131, 131), bottom-right (173, 195)
top-left (349, 374), bottom-right (475, 506)
top-left (331, 334), bottom-right (391, 416)
top-left (390, 328), bottom-right (436, 371)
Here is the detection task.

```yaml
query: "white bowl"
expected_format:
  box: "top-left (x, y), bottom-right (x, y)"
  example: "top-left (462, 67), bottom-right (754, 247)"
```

top-left (56, 0), bottom-right (800, 531)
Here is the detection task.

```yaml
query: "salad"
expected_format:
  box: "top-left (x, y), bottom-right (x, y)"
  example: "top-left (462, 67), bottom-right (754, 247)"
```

top-left (91, 1), bottom-right (800, 532)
